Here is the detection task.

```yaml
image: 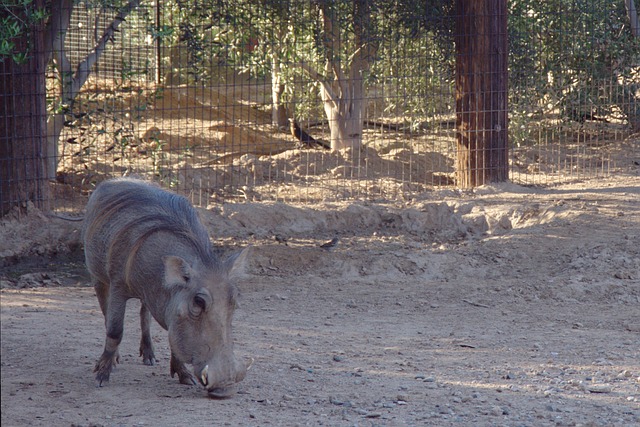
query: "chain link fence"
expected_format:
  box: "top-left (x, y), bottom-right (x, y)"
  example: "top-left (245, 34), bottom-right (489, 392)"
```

top-left (2, 0), bottom-right (639, 213)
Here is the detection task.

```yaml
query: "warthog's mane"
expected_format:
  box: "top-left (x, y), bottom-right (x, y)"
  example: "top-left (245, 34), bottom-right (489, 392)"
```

top-left (85, 180), bottom-right (220, 287)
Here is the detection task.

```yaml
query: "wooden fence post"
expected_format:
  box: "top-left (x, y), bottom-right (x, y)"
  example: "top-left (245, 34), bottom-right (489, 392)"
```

top-left (455, 0), bottom-right (509, 188)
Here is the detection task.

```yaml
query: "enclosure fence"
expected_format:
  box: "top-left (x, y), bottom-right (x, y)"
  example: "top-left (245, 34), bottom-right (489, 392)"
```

top-left (1, 0), bottom-right (638, 214)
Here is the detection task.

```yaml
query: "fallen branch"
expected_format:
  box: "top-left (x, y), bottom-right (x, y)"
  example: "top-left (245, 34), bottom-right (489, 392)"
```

top-left (462, 299), bottom-right (490, 308)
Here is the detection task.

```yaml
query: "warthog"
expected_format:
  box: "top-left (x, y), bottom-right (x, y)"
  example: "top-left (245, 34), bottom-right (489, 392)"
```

top-left (83, 178), bottom-right (250, 398)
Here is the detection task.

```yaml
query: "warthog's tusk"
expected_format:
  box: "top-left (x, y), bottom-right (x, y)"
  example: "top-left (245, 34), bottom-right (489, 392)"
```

top-left (201, 364), bottom-right (209, 386)
top-left (246, 357), bottom-right (255, 371)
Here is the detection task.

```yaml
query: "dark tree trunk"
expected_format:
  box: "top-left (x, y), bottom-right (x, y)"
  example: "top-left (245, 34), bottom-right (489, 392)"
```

top-left (455, 0), bottom-right (509, 188)
top-left (0, 0), bottom-right (49, 216)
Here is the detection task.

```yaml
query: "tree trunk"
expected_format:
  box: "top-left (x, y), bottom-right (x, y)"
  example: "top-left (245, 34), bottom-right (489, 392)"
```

top-left (313, 0), bottom-right (376, 151)
top-left (0, 0), bottom-right (50, 216)
top-left (626, 0), bottom-right (639, 38)
top-left (271, 56), bottom-right (288, 129)
top-left (45, 0), bottom-right (141, 179)
top-left (320, 75), bottom-right (364, 151)
top-left (45, 0), bottom-right (74, 180)
top-left (455, 0), bottom-right (509, 188)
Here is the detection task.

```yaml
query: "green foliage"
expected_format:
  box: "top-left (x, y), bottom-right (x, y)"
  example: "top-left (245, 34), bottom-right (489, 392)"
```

top-left (0, 0), bottom-right (49, 63)
top-left (371, 22), bottom-right (455, 126)
top-left (509, 0), bottom-right (640, 144)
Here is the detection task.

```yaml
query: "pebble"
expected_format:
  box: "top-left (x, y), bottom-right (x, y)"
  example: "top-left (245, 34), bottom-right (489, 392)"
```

top-left (490, 405), bottom-right (503, 416)
top-left (617, 370), bottom-right (632, 379)
top-left (588, 384), bottom-right (612, 393)
top-left (329, 396), bottom-right (352, 407)
top-left (624, 323), bottom-right (640, 332)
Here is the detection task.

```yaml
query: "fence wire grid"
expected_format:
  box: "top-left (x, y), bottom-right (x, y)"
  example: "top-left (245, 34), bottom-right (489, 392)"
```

top-left (1, 0), bottom-right (639, 213)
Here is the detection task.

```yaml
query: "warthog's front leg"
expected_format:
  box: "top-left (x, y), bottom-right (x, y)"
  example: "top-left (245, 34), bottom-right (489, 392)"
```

top-left (94, 290), bottom-right (127, 386)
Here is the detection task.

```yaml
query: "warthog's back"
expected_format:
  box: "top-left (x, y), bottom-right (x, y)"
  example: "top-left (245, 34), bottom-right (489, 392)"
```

top-left (83, 178), bottom-right (214, 287)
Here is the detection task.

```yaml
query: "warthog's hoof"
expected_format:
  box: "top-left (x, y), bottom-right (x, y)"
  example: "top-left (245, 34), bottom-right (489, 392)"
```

top-left (94, 350), bottom-right (119, 387)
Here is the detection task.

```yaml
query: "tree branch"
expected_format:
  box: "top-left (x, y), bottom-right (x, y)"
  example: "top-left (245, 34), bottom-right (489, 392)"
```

top-left (71, 0), bottom-right (141, 96)
top-left (296, 61), bottom-right (338, 109)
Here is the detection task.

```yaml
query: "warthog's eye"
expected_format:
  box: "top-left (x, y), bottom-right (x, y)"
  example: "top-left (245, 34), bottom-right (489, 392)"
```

top-left (190, 290), bottom-right (212, 317)
top-left (193, 294), bottom-right (208, 312)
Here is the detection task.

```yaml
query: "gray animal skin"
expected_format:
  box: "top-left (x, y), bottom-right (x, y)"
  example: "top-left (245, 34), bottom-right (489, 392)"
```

top-left (83, 178), bottom-right (250, 398)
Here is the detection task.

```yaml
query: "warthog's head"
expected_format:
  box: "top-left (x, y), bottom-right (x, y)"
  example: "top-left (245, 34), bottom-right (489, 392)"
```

top-left (163, 247), bottom-right (251, 398)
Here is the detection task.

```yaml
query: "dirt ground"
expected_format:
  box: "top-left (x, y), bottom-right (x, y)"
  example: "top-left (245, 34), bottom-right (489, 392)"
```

top-left (1, 174), bottom-right (639, 427)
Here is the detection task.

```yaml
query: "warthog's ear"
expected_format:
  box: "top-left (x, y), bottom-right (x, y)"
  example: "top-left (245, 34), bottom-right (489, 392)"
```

top-left (224, 246), bottom-right (251, 279)
top-left (162, 255), bottom-right (192, 287)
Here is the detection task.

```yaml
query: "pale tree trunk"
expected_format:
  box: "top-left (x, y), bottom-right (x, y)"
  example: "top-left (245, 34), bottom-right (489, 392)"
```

top-left (45, 0), bottom-right (141, 179)
top-left (318, 60), bottom-right (364, 151)
top-left (271, 55), bottom-right (288, 129)
top-left (45, 0), bottom-right (74, 180)
top-left (304, 0), bottom-right (376, 151)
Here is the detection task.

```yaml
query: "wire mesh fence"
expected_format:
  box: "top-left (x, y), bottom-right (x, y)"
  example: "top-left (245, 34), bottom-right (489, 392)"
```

top-left (1, 0), bottom-right (638, 214)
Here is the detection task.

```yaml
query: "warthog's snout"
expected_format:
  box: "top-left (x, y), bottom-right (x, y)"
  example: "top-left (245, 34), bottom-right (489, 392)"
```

top-left (200, 357), bottom-right (253, 399)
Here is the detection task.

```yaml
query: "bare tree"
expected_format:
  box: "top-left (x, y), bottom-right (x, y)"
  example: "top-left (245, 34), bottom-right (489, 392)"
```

top-left (45, 0), bottom-right (142, 179)
top-left (1, 0), bottom-right (142, 214)
top-left (298, 0), bottom-right (378, 151)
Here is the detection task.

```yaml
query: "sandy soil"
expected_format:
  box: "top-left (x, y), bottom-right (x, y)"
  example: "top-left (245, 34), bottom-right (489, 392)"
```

top-left (1, 175), bottom-right (639, 427)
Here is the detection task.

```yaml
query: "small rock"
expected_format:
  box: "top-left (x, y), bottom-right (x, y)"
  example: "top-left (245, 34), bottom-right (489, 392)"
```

top-left (588, 384), bottom-right (612, 393)
top-left (616, 370), bottom-right (632, 379)
top-left (624, 323), bottom-right (640, 332)
top-left (614, 271), bottom-right (633, 279)
top-left (332, 355), bottom-right (344, 362)
top-left (490, 405), bottom-right (503, 416)
top-left (329, 396), bottom-right (345, 406)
